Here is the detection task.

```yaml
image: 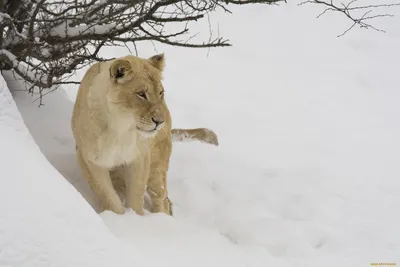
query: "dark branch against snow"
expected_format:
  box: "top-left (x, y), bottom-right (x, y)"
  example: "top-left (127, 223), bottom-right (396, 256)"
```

top-left (0, 0), bottom-right (398, 101)
top-left (299, 0), bottom-right (400, 37)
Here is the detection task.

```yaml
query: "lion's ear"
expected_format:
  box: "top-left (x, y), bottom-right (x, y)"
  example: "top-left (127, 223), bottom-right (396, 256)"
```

top-left (148, 53), bottom-right (165, 72)
top-left (109, 59), bottom-right (133, 83)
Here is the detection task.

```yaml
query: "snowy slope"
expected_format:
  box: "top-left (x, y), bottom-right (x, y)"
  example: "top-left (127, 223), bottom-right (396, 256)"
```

top-left (2, 1), bottom-right (400, 267)
top-left (0, 75), bottom-right (141, 267)
top-left (6, 73), bottom-right (287, 267)
top-left (1, 74), bottom-right (287, 267)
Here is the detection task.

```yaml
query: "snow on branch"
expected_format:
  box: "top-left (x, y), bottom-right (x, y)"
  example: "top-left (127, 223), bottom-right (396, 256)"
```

top-left (1, 0), bottom-right (287, 98)
top-left (0, 49), bottom-right (49, 85)
top-left (0, 0), bottom-right (399, 102)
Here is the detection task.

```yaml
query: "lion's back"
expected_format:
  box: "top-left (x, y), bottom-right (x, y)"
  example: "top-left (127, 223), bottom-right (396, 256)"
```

top-left (71, 61), bottom-right (105, 145)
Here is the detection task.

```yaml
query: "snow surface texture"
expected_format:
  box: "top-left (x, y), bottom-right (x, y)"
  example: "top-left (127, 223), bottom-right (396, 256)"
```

top-left (0, 75), bottom-right (143, 267)
top-left (0, 73), bottom-right (283, 267)
top-left (1, 1), bottom-right (400, 266)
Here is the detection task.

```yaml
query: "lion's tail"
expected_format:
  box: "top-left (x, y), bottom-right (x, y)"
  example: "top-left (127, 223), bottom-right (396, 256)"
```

top-left (171, 128), bottom-right (218, 146)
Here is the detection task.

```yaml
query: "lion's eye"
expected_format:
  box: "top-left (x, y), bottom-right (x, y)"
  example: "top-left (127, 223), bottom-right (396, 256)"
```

top-left (160, 91), bottom-right (164, 97)
top-left (137, 91), bottom-right (147, 100)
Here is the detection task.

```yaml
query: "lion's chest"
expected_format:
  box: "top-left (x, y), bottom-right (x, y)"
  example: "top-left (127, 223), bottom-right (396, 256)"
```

top-left (91, 117), bottom-right (140, 169)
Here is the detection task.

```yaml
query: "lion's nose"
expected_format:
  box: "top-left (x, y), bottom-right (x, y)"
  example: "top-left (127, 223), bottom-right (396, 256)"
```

top-left (152, 117), bottom-right (164, 126)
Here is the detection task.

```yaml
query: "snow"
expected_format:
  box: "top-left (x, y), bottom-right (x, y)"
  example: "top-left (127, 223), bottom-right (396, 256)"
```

top-left (0, 65), bottom-right (283, 267)
top-left (2, 1), bottom-right (400, 267)
top-left (0, 75), bottom-right (138, 267)
top-left (49, 21), bottom-right (121, 38)
top-left (0, 50), bottom-right (49, 85)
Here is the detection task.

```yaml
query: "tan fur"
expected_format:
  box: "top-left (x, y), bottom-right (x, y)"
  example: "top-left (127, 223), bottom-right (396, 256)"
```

top-left (72, 54), bottom-right (218, 215)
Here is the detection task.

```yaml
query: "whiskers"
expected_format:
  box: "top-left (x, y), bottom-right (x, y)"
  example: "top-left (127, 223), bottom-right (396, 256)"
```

top-left (160, 124), bottom-right (170, 137)
top-left (110, 100), bottom-right (127, 104)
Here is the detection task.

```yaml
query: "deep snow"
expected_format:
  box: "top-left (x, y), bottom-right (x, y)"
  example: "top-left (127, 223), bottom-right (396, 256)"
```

top-left (0, 74), bottom-right (142, 267)
top-left (1, 1), bottom-right (400, 266)
top-left (1, 68), bottom-right (285, 267)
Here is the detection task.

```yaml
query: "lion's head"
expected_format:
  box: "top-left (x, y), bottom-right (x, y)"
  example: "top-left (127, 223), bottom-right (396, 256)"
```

top-left (107, 53), bottom-right (167, 136)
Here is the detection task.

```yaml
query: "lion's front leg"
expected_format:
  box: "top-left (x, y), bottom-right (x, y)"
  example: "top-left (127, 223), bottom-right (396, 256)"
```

top-left (146, 161), bottom-right (172, 215)
top-left (76, 149), bottom-right (125, 214)
top-left (125, 151), bottom-right (150, 215)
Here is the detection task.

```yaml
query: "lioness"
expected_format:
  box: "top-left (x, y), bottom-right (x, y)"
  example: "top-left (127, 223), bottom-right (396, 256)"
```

top-left (72, 53), bottom-right (218, 215)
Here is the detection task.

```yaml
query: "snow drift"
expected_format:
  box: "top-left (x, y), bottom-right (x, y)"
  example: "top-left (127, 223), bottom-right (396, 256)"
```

top-left (1, 74), bottom-right (285, 267)
top-left (0, 75), bottom-right (140, 267)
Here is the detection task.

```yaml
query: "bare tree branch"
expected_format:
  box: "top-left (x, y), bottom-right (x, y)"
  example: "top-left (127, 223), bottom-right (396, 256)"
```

top-left (300, 0), bottom-right (400, 37)
top-left (0, 0), bottom-right (399, 105)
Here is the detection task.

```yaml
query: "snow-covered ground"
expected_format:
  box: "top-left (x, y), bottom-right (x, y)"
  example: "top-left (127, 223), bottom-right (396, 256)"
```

top-left (1, 1), bottom-right (400, 266)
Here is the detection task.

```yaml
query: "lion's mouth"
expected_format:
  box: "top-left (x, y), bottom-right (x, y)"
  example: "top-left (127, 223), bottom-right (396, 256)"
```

top-left (136, 126), bottom-right (157, 133)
